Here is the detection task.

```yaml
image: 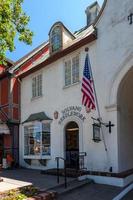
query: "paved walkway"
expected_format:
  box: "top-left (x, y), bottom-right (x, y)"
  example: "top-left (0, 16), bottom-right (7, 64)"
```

top-left (58, 183), bottom-right (123, 200)
top-left (122, 189), bottom-right (133, 200)
top-left (0, 168), bottom-right (73, 192)
top-left (1, 168), bottom-right (132, 200)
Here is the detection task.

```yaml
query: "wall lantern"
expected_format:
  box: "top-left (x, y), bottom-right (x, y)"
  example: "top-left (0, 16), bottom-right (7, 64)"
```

top-left (92, 116), bottom-right (115, 143)
top-left (92, 123), bottom-right (101, 142)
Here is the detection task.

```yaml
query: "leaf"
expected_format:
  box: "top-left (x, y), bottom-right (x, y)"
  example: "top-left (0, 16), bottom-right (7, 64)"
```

top-left (0, 0), bottom-right (33, 63)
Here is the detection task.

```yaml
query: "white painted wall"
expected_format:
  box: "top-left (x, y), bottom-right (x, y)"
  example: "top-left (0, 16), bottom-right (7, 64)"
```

top-left (19, 0), bottom-right (133, 173)
top-left (94, 0), bottom-right (133, 172)
top-left (117, 68), bottom-right (133, 172)
top-left (62, 28), bottom-right (73, 47)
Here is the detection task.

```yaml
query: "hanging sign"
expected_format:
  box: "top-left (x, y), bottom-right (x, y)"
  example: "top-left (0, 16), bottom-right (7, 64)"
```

top-left (58, 106), bottom-right (86, 124)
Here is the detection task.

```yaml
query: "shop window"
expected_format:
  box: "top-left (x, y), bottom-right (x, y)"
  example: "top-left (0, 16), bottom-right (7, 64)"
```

top-left (64, 55), bottom-right (79, 87)
top-left (32, 74), bottom-right (42, 98)
top-left (24, 122), bottom-right (51, 156)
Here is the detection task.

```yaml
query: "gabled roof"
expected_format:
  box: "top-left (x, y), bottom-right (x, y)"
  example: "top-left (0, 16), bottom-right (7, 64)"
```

top-left (6, 58), bottom-right (14, 66)
top-left (0, 58), bottom-right (14, 79)
top-left (49, 21), bottom-right (75, 39)
top-left (16, 25), bottom-right (97, 78)
top-left (9, 1), bottom-right (107, 79)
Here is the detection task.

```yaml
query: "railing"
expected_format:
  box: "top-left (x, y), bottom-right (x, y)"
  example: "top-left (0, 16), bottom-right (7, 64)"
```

top-left (55, 157), bottom-right (67, 188)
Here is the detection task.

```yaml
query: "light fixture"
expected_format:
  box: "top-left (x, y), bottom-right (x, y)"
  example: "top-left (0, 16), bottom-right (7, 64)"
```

top-left (66, 128), bottom-right (79, 131)
top-left (92, 123), bottom-right (101, 142)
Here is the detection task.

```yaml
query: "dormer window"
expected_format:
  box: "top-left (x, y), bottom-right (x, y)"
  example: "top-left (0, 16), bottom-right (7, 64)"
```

top-left (49, 22), bottom-right (75, 55)
top-left (49, 25), bottom-right (62, 54)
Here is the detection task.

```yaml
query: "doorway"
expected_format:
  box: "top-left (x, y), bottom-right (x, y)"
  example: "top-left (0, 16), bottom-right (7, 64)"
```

top-left (117, 67), bottom-right (133, 172)
top-left (65, 121), bottom-right (79, 169)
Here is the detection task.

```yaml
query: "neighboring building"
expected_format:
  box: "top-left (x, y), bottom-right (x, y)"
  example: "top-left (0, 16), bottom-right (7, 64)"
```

top-left (12, 0), bottom-right (133, 186)
top-left (0, 59), bottom-right (20, 166)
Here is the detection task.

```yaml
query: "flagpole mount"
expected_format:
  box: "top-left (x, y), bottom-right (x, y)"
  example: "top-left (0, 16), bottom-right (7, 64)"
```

top-left (85, 47), bottom-right (89, 52)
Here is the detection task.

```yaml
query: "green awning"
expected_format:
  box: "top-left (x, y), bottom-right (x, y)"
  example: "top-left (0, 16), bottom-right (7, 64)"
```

top-left (22, 112), bottom-right (52, 124)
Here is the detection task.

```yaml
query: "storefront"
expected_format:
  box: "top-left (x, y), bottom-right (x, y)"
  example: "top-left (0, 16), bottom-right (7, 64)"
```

top-left (11, 0), bottom-right (133, 186)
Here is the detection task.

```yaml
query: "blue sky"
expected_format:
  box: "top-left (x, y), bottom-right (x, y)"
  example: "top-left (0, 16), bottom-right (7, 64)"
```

top-left (7, 0), bottom-right (103, 62)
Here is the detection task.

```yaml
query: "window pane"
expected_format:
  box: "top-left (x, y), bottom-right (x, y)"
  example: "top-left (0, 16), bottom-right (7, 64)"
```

top-left (32, 74), bottom-right (42, 98)
top-left (24, 124), bottom-right (41, 156)
top-left (65, 60), bottom-right (71, 86)
top-left (32, 77), bottom-right (36, 98)
top-left (42, 123), bottom-right (51, 155)
top-left (38, 74), bottom-right (42, 96)
top-left (24, 122), bottom-right (51, 157)
top-left (51, 26), bottom-right (62, 53)
top-left (24, 127), bottom-right (29, 155)
top-left (72, 56), bottom-right (79, 84)
top-left (42, 133), bottom-right (50, 155)
top-left (42, 123), bottom-right (50, 133)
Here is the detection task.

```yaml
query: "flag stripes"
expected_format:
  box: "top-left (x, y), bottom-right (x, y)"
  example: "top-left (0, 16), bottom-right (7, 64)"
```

top-left (81, 53), bottom-right (96, 110)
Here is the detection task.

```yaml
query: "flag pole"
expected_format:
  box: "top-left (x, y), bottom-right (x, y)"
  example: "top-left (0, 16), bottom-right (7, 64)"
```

top-left (85, 47), bottom-right (107, 151)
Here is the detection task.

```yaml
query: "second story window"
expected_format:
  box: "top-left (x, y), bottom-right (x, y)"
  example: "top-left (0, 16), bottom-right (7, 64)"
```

top-left (32, 74), bottom-right (42, 98)
top-left (64, 55), bottom-right (79, 87)
top-left (49, 25), bottom-right (62, 54)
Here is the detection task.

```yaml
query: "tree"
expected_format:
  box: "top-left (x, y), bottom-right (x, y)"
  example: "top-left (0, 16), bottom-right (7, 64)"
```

top-left (0, 0), bottom-right (33, 63)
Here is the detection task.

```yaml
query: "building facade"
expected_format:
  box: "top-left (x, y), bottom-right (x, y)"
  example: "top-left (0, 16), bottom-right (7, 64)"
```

top-left (11, 0), bottom-right (133, 185)
top-left (0, 60), bottom-right (20, 166)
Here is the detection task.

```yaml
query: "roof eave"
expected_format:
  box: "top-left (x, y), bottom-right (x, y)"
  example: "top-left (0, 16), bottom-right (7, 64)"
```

top-left (11, 42), bottom-right (49, 73)
top-left (19, 30), bottom-right (97, 79)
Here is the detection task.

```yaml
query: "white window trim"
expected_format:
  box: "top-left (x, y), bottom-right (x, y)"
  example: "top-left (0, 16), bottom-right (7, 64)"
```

top-left (23, 120), bottom-right (52, 159)
top-left (31, 72), bottom-right (43, 100)
top-left (63, 53), bottom-right (81, 88)
top-left (50, 25), bottom-right (62, 54)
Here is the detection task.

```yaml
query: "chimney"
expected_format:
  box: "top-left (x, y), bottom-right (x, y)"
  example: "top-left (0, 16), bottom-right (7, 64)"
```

top-left (85, 1), bottom-right (100, 26)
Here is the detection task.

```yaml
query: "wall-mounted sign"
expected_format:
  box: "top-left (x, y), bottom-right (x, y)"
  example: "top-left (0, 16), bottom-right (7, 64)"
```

top-left (58, 106), bottom-right (86, 124)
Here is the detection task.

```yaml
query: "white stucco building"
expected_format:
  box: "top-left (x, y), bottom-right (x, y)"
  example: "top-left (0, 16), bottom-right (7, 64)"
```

top-left (12, 0), bottom-right (133, 186)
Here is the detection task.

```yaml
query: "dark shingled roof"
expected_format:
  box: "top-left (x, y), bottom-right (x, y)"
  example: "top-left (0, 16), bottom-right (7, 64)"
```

top-left (23, 112), bottom-right (52, 123)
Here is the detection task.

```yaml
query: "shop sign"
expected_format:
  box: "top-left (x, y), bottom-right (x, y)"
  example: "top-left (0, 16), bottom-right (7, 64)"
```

top-left (58, 106), bottom-right (86, 124)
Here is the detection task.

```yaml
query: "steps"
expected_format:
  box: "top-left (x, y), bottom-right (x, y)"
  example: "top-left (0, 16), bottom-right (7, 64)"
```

top-left (40, 178), bottom-right (93, 197)
top-left (41, 168), bottom-right (93, 197)
top-left (50, 179), bottom-right (92, 195)
top-left (41, 168), bottom-right (88, 178)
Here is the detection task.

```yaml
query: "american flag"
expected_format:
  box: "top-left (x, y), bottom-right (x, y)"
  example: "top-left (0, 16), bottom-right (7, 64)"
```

top-left (81, 53), bottom-right (96, 110)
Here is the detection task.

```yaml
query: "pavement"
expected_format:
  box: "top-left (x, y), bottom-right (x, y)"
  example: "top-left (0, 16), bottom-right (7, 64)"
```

top-left (58, 183), bottom-right (123, 200)
top-left (0, 168), bottom-right (132, 200)
top-left (0, 168), bottom-right (73, 192)
top-left (122, 189), bottom-right (133, 200)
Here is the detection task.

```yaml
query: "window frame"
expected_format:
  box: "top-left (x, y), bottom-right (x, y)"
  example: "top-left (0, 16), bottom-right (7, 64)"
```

top-left (64, 53), bottom-right (80, 88)
top-left (49, 25), bottom-right (63, 54)
top-left (23, 120), bottom-right (51, 159)
top-left (31, 73), bottom-right (43, 100)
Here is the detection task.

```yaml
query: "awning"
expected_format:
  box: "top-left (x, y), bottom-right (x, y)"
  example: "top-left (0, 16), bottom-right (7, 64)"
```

top-left (0, 123), bottom-right (10, 134)
top-left (22, 112), bottom-right (52, 124)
